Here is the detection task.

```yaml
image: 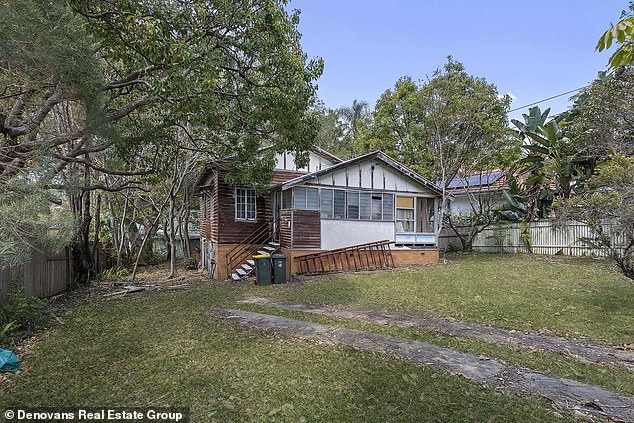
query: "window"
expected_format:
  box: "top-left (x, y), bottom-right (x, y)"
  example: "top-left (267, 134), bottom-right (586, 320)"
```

top-left (236, 188), bottom-right (256, 220)
top-left (382, 194), bottom-right (394, 221)
top-left (371, 194), bottom-right (383, 220)
top-left (282, 189), bottom-right (292, 209)
top-left (307, 188), bottom-right (319, 210)
top-left (396, 196), bottom-right (414, 232)
top-left (347, 191), bottom-right (360, 219)
top-left (320, 188), bottom-right (333, 218)
top-left (334, 190), bottom-right (346, 219)
top-left (359, 192), bottom-right (371, 220)
top-left (292, 187), bottom-right (319, 210)
top-left (293, 187), bottom-right (306, 209)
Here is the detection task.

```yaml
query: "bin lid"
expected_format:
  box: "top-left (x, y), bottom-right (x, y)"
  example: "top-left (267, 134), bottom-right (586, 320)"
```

top-left (253, 254), bottom-right (270, 259)
top-left (271, 254), bottom-right (287, 259)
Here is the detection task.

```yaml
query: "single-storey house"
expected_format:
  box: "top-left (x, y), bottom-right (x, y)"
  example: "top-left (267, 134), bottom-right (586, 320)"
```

top-left (447, 170), bottom-right (511, 216)
top-left (195, 148), bottom-right (442, 280)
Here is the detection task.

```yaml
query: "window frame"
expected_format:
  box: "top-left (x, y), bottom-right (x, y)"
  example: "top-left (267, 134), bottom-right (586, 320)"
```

top-left (235, 187), bottom-right (257, 221)
top-left (396, 195), bottom-right (415, 233)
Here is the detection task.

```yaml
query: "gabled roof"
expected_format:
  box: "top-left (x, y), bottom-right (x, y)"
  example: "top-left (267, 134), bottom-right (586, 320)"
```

top-left (277, 151), bottom-right (442, 195)
top-left (194, 146), bottom-right (342, 192)
top-left (310, 146), bottom-right (343, 165)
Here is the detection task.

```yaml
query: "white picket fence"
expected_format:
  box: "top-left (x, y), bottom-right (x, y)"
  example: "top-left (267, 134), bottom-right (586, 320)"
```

top-left (439, 220), bottom-right (626, 256)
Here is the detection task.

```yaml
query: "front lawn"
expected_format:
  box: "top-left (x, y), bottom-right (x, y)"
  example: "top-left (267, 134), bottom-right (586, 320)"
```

top-left (1, 253), bottom-right (632, 421)
top-left (0, 285), bottom-right (568, 422)
top-left (260, 253), bottom-right (634, 345)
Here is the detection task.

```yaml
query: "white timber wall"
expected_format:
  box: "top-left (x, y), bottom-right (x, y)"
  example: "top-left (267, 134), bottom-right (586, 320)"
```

top-left (274, 151), bottom-right (335, 173)
top-left (439, 220), bottom-right (626, 256)
top-left (321, 220), bottom-right (395, 250)
top-left (312, 159), bottom-right (436, 195)
top-left (449, 191), bottom-right (506, 215)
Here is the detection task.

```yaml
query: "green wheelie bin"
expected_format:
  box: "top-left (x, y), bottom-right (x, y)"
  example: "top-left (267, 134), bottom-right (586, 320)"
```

top-left (271, 254), bottom-right (287, 284)
top-left (253, 254), bottom-right (272, 285)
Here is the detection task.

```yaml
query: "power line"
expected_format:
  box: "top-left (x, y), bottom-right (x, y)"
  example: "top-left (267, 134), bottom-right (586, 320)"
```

top-left (508, 85), bottom-right (589, 113)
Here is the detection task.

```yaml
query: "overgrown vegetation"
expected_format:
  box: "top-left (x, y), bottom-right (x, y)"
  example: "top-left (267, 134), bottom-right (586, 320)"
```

top-left (553, 156), bottom-right (634, 280)
top-left (96, 267), bottom-right (130, 283)
top-left (0, 284), bottom-right (48, 347)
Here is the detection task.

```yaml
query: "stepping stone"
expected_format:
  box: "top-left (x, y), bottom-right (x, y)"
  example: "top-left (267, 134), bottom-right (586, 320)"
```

top-left (211, 308), bottom-right (634, 423)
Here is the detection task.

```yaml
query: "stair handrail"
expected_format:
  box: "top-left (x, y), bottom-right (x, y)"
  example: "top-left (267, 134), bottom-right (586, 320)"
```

top-left (226, 222), bottom-right (272, 276)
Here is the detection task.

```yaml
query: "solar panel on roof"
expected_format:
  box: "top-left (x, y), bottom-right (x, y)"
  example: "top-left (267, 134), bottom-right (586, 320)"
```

top-left (447, 172), bottom-right (504, 189)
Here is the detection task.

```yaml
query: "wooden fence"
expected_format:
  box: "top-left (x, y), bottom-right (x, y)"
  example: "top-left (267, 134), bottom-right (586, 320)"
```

top-left (0, 246), bottom-right (73, 298)
top-left (439, 220), bottom-right (625, 256)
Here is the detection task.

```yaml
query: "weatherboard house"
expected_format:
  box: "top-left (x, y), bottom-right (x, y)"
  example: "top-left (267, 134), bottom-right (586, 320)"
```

top-left (195, 148), bottom-right (441, 280)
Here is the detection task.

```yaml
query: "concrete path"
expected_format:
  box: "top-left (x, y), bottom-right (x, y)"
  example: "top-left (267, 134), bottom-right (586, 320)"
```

top-left (240, 297), bottom-right (634, 371)
top-left (211, 308), bottom-right (634, 422)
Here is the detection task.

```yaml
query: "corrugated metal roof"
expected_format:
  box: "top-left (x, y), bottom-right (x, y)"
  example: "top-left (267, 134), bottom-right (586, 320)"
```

top-left (447, 172), bottom-right (505, 189)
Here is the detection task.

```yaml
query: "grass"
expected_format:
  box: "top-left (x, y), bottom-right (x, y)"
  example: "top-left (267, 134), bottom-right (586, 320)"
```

top-left (0, 286), bottom-right (571, 422)
top-left (256, 253), bottom-right (634, 345)
top-left (239, 303), bottom-right (634, 397)
top-left (2, 253), bottom-right (632, 421)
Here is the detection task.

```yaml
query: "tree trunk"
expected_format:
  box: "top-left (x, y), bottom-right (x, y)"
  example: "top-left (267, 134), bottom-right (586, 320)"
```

top-left (182, 204), bottom-right (191, 258)
top-left (131, 199), bottom-right (169, 281)
top-left (167, 196), bottom-right (177, 279)
top-left (70, 160), bottom-right (96, 282)
top-left (91, 193), bottom-right (101, 272)
top-left (108, 197), bottom-right (120, 267)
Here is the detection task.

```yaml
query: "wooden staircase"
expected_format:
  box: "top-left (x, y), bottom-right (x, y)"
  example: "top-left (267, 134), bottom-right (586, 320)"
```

top-left (225, 223), bottom-right (280, 281)
top-left (230, 241), bottom-right (280, 281)
top-left (295, 240), bottom-right (394, 275)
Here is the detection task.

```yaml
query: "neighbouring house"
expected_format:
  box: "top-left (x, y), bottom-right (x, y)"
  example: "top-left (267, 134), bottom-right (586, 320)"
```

top-left (195, 148), bottom-right (442, 280)
top-left (446, 170), bottom-right (513, 216)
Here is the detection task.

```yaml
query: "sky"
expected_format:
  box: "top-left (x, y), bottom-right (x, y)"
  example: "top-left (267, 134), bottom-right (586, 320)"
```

top-left (286, 0), bottom-right (629, 123)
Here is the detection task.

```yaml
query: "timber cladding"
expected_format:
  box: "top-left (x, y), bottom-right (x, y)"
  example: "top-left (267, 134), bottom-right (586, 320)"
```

top-left (216, 174), bottom-right (272, 244)
top-left (280, 209), bottom-right (321, 249)
top-left (199, 170), bottom-right (218, 243)
top-left (271, 170), bottom-right (307, 186)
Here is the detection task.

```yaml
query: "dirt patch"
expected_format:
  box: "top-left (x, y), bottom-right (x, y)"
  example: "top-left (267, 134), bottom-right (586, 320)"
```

top-left (240, 297), bottom-right (634, 371)
top-left (212, 307), bottom-right (634, 422)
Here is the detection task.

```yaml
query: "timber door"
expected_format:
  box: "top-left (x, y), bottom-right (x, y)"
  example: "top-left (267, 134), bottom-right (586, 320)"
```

top-left (272, 190), bottom-right (282, 241)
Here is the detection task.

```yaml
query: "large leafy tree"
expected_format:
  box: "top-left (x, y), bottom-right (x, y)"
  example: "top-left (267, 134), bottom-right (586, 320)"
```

top-left (0, 0), bottom-right (322, 273)
top-left (367, 58), bottom-right (512, 248)
top-left (366, 76), bottom-right (426, 168)
top-left (571, 67), bottom-right (634, 159)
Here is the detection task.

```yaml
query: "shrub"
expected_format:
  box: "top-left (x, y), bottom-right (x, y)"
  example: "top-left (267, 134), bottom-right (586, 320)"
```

top-left (96, 266), bottom-right (129, 282)
top-left (0, 283), bottom-right (49, 346)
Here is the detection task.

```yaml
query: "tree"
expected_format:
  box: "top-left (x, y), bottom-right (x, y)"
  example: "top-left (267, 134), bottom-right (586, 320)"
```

top-left (553, 155), bottom-right (634, 280)
top-left (571, 67), bottom-right (634, 159)
top-left (369, 58), bottom-right (512, 249)
top-left (1, 0), bottom-right (322, 274)
top-left (366, 77), bottom-right (427, 169)
top-left (336, 99), bottom-right (371, 158)
top-left (596, 2), bottom-right (634, 68)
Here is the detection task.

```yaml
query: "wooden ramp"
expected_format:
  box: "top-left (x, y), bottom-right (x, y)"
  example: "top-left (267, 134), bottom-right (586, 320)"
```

top-left (296, 240), bottom-right (394, 275)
